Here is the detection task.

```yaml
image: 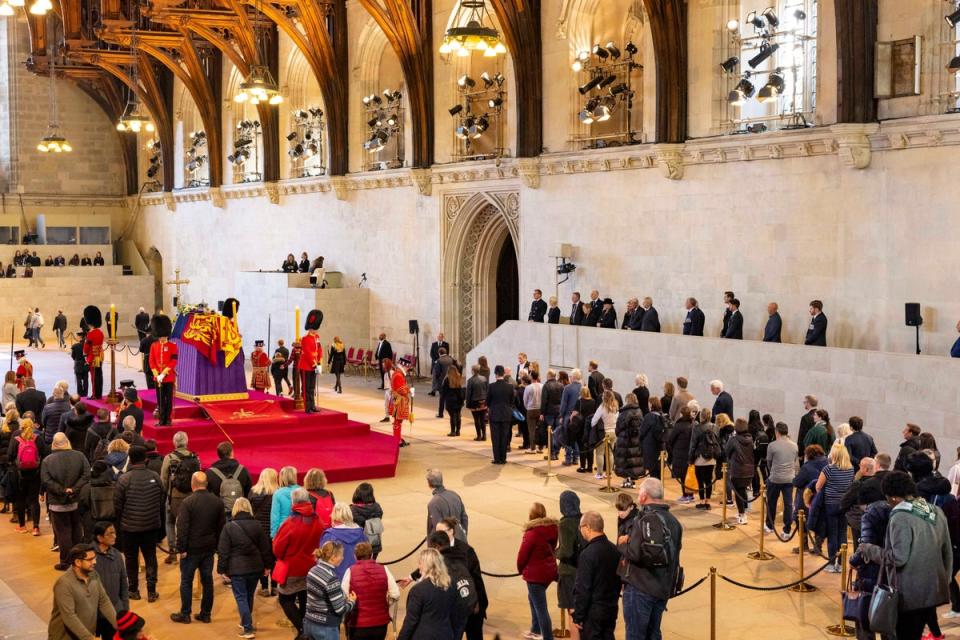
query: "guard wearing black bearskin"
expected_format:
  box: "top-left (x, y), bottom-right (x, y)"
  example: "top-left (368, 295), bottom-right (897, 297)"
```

top-left (82, 305), bottom-right (105, 399)
top-left (299, 309), bottom-right (323, 413)
top-left (149, 313), bottom-right (177, 426)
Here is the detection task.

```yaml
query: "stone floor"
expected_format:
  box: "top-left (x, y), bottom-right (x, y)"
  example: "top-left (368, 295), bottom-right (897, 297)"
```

top-left (0, 342), bottom-right (950, 639)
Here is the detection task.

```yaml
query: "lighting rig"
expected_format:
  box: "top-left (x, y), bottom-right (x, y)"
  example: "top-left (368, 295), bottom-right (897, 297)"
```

top-left (362, 90), bottom-right (404, 170)
top-left (447, 71), bottom-right (505, 161)
top-left (572, 41), bottom-right (642, 149)
top-left (288, 107), bottom-right (325, 177)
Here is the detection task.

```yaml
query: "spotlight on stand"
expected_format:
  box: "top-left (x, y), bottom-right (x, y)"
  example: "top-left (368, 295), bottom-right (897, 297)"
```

top-left (746, 10), bottom-right (764, 29)
top-left (793, 8), bottom-right (806, 20)
top-left (457, 75), bottom-right (476, 89)
top-left (748, 41), bottom-right (779, 68)
top-left (720, 56), bottom-right (740, 73)
top-left (286, 131), bottom-right (298, 141)
top-left (488, 96), bottom-right (503, 109)
top-left (605, 42), bottom-right (621, 60)
top-left (727, 74), bottom-right (755, 106)
top-left (578, 75), bottom-right (603, 95)
top-left (949, 54), bottom-right (960, 73)
top-left (556, 258), bottom-right (577, 284)
top-left (947, 6), bottom-right (960, 28)
top-left (761, 7), bottom-right (779, 28)
top-left (448, 104), bottom-right (464, 116)
top-left (727, 18), bottom-right (740, 32)
top-left (757, 69), bottom-right (785, 102)
top-left (624, 42), bottom-right (638, 57)
top-left (592, 44), bottom-right (609, 60)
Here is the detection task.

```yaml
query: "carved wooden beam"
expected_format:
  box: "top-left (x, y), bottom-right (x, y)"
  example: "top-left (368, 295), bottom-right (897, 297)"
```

top-left (253, 0), bottom-right (348, 175)
top-left (835, 0), bottom-right (878, 123)
top-left (489, 0), bottom-right (542, 157)
top-left (357, 0), bottom-right (433, 168)
top-left (642, 0), bottom-right (687, 143)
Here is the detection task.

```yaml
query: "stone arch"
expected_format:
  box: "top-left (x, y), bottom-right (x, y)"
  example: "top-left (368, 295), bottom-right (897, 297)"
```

top-left (441, 189), bottom-right (520, 359)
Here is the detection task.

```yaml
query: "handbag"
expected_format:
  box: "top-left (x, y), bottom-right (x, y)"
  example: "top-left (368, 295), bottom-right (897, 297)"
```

top-left (867, 553), bottom-right (898, 636)
top-left (842, 567), bottom-right (871, 627)
top-left (684, 465), bottom-right (698, 494)
top-left (271, 558), bottom-right (290, 585)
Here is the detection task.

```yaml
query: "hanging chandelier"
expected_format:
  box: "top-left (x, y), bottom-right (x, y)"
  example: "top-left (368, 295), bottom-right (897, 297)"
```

top-left (234, 64), bottom-right (283, 105)
top-left (27, 0), bottom-right (51, 15)
top-left (439, 0), bottom-right (506, 57)
top-left (37, 44), bottom-right (72, 153)
top-left (116, 30), bottom-right (155, 133)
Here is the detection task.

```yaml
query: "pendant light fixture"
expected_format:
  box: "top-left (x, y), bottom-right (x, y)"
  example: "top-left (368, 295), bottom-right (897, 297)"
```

top-left (116, 30), bottom-right (155, 134)
top-left (438, 0), bottom-right (505, 57)
top-left (27, 0), bottom-right (50, 15)
top-left (234, 0), bottom-right (283, 105)
top-left (37, 42), bottom-right (72, 153)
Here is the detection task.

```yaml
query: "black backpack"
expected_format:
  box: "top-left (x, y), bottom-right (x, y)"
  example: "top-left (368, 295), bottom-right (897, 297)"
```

top-left (169, 451), bottom-right (200, 494)
top-left (89, 484), bottom-right (116, 521)
top-left (696, 426), bottom-right (722, 460)
top-left (92, 428), bottom-right (117, 463)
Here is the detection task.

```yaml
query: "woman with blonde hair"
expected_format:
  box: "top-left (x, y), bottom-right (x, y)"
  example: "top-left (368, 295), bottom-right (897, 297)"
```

top-left (631, 373), bottom-right (650, 414)
top-left (218, 497), bottom-right (274, 637)
top-left (816, 442), bottom-right (855, 572)
top-left (397, 548), bottom-right (456, 640)
top-left (590, 390), bottom-right (620, 479)
top-left (0, 407), bottom-right (18, 512)
top-left (270, 465), bottom-right (301, 538)
top-left (8, 418), bottom-right (41, 534)
top-left (250, 468), bottom-right (279, 595)
top-left (320, 502), bottom-right (367, 580)
top-left (104, 437), bottom-right (129, 480)
top-left (327, 337), bottom-right (346, 394)
top-left (304, 467), bottom-right (336, 528)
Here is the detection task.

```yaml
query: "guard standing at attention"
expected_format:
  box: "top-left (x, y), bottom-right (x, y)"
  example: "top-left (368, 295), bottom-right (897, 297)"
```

top-left (300, 309), bottom-right (323, 413)
top-left (150, 314), bottom-right (178, 426)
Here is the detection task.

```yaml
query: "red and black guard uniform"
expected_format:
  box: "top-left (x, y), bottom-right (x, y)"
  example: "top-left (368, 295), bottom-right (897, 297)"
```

top-left (82, 305), bottom-right (104, 399)
top-left (149, 314), bottom-right (177, 426)
top-left (300, 309), bottom-right (324, 413)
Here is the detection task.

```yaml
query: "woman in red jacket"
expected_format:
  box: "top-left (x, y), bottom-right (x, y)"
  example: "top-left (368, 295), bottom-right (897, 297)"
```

top-left (273, 488), bottom-right (325, 638)
top-left (516, 502), bottom-right (559, 640)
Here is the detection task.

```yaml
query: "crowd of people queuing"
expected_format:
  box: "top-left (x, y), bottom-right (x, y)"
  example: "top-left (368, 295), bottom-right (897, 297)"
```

top-left (0, 353), bottom-right (958, 640)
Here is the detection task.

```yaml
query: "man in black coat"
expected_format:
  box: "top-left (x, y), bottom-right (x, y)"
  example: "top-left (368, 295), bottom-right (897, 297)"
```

top-left (374, 333), bottom-right (393, 390)
top-left (720, 291), bottom-right (735, 336)
top-left (764, 302), bottom-right (782, 343)
top-left (573, 511), bottom-right (621, 639)
top-left (894, 423), bottom-right (923, 472)
top-left (598, 298), bottom-right (617, 328)
top-left (117, 389), bottom-right (144, 433)
top-left (640, 298), bottom-right (660, 332)
top-left (485, 366), bottom-right (515, 464)
top-left (114, 446), bottom-right (163, 602)
top-left (683, 297), bottom-right (705, 336)
top-left (528, 289), bottom-right (547, 323)
top-left (843, 416), bottom-right (877, 469)
top-left (428, 333), bottom-right (450, 395)
top-left (585, 290), bottom-right (603, 327)
top-left (134, 307), bottom-right (151, 342)
top-left (587, 361), bottom-right (604, 402)
top-left (171, 471), bottom-right (225, 624)
top-left (53, 309), bottom-right (68, 348)
top-left (622, 298), bottom-right (642, 330)
top-left (15, 378), bottom-right (46, 418)
top-left (723, 298), bottom-right (743, 339)
top-left (797, 395), bottom-right (818, 458)
top-left (570, 292), bottom-right (586, 325)
top-left (205, 441), bottom-right (252, 508)
top-left (710, 381), bottom-right (734, 422)
top-left (804, 300), bottom-right (828, 346)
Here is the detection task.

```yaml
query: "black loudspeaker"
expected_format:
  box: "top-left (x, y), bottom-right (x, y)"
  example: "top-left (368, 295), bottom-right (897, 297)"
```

top-left (409, 320), bottom-right (419, 334)
top-left (905, 303), bottom-right (923, 327)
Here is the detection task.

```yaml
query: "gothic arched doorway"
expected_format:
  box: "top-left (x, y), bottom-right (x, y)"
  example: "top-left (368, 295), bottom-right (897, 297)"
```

top-left (441, 190), bottom-right (520, 360)
top-left (144, 247), bottom-right (164, 313)
top-left (496, 234), bottom-right (519, 328)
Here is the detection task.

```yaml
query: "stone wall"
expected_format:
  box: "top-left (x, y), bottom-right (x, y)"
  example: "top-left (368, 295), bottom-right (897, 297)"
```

top-left (467, 320), bottom-right (960, 459)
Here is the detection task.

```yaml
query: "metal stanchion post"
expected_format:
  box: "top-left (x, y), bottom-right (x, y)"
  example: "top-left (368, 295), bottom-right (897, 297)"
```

top-left (712, 463), bottom-right (734, 530)
top-left (660, 449), bottom-right (667, 482)
top-left (541, 426), bottom-right (557, 478)
top-left (599, 436), bottom-right (619, 493)
top-left (709, 566), bottom-right (717, 640)
top-left (826, 543), bottom-right (855, 636)
top-left (789, 510), bottom-right (817, 592)
top-left (747, 483), bottom-right (774, 560)
top-left (553, 608), bottom-right (571, 638)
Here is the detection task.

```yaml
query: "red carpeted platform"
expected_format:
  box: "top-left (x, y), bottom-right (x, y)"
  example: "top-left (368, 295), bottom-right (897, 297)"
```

top-left (83, 390), bottom-right (399, 484)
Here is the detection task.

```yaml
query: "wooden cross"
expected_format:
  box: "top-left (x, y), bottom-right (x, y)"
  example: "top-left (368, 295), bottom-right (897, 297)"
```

top-left (166, 268), bottom-right (190, 302)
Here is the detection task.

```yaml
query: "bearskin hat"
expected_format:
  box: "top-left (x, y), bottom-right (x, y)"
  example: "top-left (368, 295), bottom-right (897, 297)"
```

top-left (151, 313), bottom-right (172, 339)
top-left (222, 297), bottom-right (240, 319)
top-left (83, 305), bottom-right (102, 328)
top-left (305, 309), bottom-right (323, 331)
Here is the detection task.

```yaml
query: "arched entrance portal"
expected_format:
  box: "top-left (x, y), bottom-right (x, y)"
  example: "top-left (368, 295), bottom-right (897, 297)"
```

top-left (441, 189), bottom-right (520, 359)
top-left (144, 247), bottom-right (164, 313)
top-left (496, 234), bottom-right (519, 328)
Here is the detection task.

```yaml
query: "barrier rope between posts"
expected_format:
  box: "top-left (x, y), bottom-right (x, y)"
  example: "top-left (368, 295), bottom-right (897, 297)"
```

top-left (481, 569), bottom-right (522, 578)
top-left (777, 527), bottom-right (799, 543)
top-left (379, 537), bottom-right (427, 565)
top-left (718, 560), bottom-right (831, 591)
top-left (673, 574), bottom-right (709, 597)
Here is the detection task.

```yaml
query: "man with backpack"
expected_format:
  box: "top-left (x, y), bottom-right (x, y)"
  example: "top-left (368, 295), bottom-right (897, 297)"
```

top-left (616, 478), bottom-right (683, 640)
top-left (160, 431), bottom-right (201, 564)
top-left (205, 442), bottom-right (251, 519)
top-left (85, 408), bottom-right (117, 463)
top-left (114, 445), bottom-right (163, 602)
top-left (41, 433), bottom-right (90, 570)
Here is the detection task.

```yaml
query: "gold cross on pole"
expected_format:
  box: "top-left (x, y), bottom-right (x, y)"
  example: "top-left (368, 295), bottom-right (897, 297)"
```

top-left (166, 268), bottom-right (191, 302)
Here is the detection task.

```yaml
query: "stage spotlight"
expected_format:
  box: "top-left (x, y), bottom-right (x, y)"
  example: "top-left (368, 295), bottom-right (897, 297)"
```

top-left (286, 131), bottom-right (298, 141)
top-left (592, 44), bottom-right (609, 60)
top-left (493, 72), bottom-right (505, 86)
top-left (948, 7), bottom-right (960, 27)
top-left (793, 8), bottom-right (806, 20)
top-left (599, 74), bottom-right (617, 89)
top-left (948, 54), bottom-right (960, 73)
top-left (720, 56), bottom-right (740, 73)
top-left (309, 108), bottom-right (323, 118)
top-left (593, 98), bottom-right (612, 122)
top-left (294, 110), bottom-right (308, 119)
top-left (362, 95), bottom-right (372, 105)
top-left (455, 123), bottom-right (469, 139)
top-left (386, 113), bottom-right (399, 126)
top-left (480, 72), bottom-right (494, 88)
top-left (610, 83), bottom-right (629, 96)
top-left (572, 59), bottom-right (583, 72)
top-left (605, 42), bottom-right (621, 60)
top-left (727, 19), bottom-right (740, 32)
top-left (746, 11), bottom-right (764, 29)
top-left (761, 7), bottom-right (779, 28)
top-left (748, 41), bottom-right (779, 68)
top-left (367, 117), bottom-right (379, 128)
top-left (727, 75), bottom-right (755, 106)
top-left (488, 96), bottom-right (503, 109)
top-left (235, 138), bottom-right (252, 149)
top-left (624, 42), bottom-right (638, 56)
top-left (448, 104), bottom-right (464, 116)
top-left (470, 116), bottom-right (488, 138)
top-left (746, 123), bottom-right (768, 134)
top-left (757, 70), bottom-right (785, 102)
top-left (578, 75), bottom-right (603, 94)
top-left (458, 75), bottom-right (476, 89)
top-left (306, 142), bottom-right (319, 156)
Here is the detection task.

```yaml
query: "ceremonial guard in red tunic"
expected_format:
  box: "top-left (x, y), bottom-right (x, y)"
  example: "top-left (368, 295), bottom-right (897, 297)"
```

top-left (250, 340), bottom-right (271, 392)
top-left (14, 350), bottom-right (32, 391)
top-left (82, 305), bottom-right (105, 399)
top-left (387, 358), bottom-right (410, 446)
top-left (299, 310), bottom-right (323, 413)
top-left (149, 314), bottom-right (177, 426)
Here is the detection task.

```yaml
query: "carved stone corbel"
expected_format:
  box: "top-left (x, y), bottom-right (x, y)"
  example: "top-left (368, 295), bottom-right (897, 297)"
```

top-left (209, 187), bottom-right (226, 209)
top-left (409, 168), bottom-right (433, 196)
top-left (162, 191), bottom-right (176, 212)
top-left (831, 123), bottom-right (879, 170)
top-left (330, 176), bottom-right (349, 201)
top-left (517, 157), bottom-right (541, 189)
top-left (653, 143), bottom-right (685, 180)
top-left (264, 182), bottom-right (280, 205)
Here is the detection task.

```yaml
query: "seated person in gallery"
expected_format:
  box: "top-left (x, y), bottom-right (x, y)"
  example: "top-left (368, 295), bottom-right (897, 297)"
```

top-left (13, 250), bottom-right (23, 266)
top-left (44, 256), bottom-right (54, 266)
top-left (0, 262), bottom-right (4, 277)
top-left (309, 256), bottom-right (325, 288)
top-left (54, 255), bottom-right (65, 266)
top-left (23, 265), bottom-right (33, 278)
top-left (68, 253), bottom-right (80, 266)
top-left (281, 253), bottom-right (298, 273)
top-left (30, 252), bottom-right (41, 266)
top-left (80, 254), bottom-right (93, 266)
top-left (5, 263), bottom-right (16, 278)
top-left (299, 252), bottom-right (310, 273)
top-left (93, 251), bottom-right (105, 266)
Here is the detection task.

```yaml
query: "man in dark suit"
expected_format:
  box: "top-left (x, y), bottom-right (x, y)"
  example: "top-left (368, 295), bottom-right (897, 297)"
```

top-left (721, 291), bottom-right (735, 336)
top-left (763, 302), bottom-right (782, 343)
top-left (804, 300), bottom-right (827, 346)
top-left (585, 290), bottom-right (603, 327)
top-left (723, 298), bottom-right (743, 339)
top-left (570, 292), bottom-right (585, 325)
top-left (640, 297), bottom-right (660, 332)
top-left (134, 307), bottom-right (151, 342)
top-left (710, 380), bottom-right (734, 422)
top-left (797, 395), bottom-right (818, 458)
top-left (598, 298), bottom-right (617, 328)
top-left (683, 297), bottom-right (705, 336)
top-left (485, 365), bottom-right (514, 464)
top-left (587, 361), bottom-right (604, 401)
top-left (528, 289), bottom-right (547, 323)
top-left (621, 298), bottom-right (639, 330)
top-left (374, 333), bottom-right (393, 390)
top-left (428, 332), bottom-right (450, 396)
top-left (15, 377), bottom-right (46, 418)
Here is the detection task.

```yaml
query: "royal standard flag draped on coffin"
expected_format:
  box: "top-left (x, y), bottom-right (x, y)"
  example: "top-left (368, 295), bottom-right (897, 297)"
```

top-left (181, 313), bottom-right (243, 368)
